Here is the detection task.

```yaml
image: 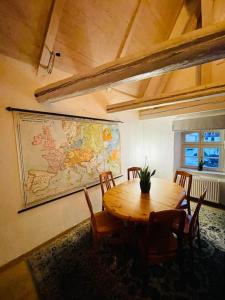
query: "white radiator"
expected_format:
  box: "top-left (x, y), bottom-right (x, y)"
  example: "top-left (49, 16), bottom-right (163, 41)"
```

top-left (190, 176), bottom-right (220, 203)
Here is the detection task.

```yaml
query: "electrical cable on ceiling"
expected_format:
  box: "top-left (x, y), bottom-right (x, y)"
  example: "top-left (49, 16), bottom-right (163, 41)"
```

top-left (47, 51), bottom-right (61, 74)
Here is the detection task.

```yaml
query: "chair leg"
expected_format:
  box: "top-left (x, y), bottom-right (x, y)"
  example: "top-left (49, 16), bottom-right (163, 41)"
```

top-left (178, 248), bottom-right (184, 278)
top-left (92, 237), bottom-right (98, 250)
top-left (140, 257), bottom-right (148, 296)
top-left (187, 200), bottom-right (191, 215)
top-left (137, 243), bottom-right (148, 291)
top-left (189, 238), bottom-right (194, 265)
top-left (197, 225), bottom-right (201, 249)
top-left (224, 253), bottom-right (225, 276)
top-left (92, 233), bottom-right (101, 251)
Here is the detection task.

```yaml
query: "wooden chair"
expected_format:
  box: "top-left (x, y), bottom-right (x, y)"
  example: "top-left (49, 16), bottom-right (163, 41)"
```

top-left (174, 170), bottom-right (192, 215)
top-left (83, 188), bottom-right (123, 246)
top-left (183, 189), bottom-right (207, 253)
top-left (99, 171), bottom-right (116, 210)
top-left (127, 167), bottom-right (141, 180)
top-left (138, 209), bottom-right (186, 270)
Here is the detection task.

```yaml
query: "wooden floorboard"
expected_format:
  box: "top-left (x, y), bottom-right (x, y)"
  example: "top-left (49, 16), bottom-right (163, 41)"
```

top-left (0, 261), bottom-right (39, 300)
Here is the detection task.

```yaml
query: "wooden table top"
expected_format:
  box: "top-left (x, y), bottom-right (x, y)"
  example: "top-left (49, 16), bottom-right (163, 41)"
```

top-left (103, 178), bottom-right (186, 223)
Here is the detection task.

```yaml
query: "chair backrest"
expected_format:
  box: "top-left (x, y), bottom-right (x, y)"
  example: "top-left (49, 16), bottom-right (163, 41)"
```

top-left (174, 170), bottom-right (192, 198)
top-left (147, 209), bottom-right (186, 248)
top-left (83, 188), bottom-right (97, 232)
top-left (189, 189), bottom-right (207, 238)
top-left (99, 171), bottom-right (116, 197)
top-left (127, 167), bottom-right (141, 180)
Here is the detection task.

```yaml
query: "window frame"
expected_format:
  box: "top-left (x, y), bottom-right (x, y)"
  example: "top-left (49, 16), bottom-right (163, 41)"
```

top-left (181, 130), bottom-right (225, 172)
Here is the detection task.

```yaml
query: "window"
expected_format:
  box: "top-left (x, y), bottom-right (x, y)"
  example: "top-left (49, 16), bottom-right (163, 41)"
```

top-left (182, 131), bottom-right (224, 172)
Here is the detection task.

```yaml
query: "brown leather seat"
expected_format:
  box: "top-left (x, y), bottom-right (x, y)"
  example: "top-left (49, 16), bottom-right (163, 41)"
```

top-left (94, 211), bottom-right (123, 233)
top-left (83, 187), bottom-right (123, 246)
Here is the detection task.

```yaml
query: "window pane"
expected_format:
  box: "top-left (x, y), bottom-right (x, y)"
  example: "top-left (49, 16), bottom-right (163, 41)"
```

top-left (185, 157), bottom-right (198, 166)
top-left (185, 147), bottom-right (198, 156)
top-left (204, 131), bottom-right (221, 142)
top-left (203, 147), bottom-right (220, 168)
top-left (184, 147), bottom-right (198, 166)
top-left (204, 158), bottom-right (219, 168)
top-left (184, 132), bottom-right (199, 142)
top-left (204, 147), bottom-right (220, 157)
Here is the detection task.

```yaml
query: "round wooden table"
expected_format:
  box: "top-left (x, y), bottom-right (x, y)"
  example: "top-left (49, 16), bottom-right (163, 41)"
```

top-left (103, 178), bottom-right (185, 223)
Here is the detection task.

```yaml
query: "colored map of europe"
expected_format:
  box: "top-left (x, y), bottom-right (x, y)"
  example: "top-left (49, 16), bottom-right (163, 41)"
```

top-left (14, 112), bottom-right (121, 207)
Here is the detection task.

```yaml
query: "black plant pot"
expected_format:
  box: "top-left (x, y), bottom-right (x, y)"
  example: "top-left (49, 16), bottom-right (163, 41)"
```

top-left (198, 165), bottom-right (203, 171)
top-left (140, 181), bottom-right (151, 193)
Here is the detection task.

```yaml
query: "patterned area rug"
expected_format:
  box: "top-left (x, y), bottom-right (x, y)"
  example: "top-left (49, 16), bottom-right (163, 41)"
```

top-left (27, 204), bottom-right (225, 300)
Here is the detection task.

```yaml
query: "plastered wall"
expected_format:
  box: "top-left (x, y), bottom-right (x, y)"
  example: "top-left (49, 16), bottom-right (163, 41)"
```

top-left (141, 117), bottom-right (175, 180)
top-left (0, 54), bottom-right (141, 266)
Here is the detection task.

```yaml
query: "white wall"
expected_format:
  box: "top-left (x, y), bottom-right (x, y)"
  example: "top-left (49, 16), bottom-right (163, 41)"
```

top-left (0, 54), bottom-right (141, 266)
top-left (141, 117), bottom-right (175, 180)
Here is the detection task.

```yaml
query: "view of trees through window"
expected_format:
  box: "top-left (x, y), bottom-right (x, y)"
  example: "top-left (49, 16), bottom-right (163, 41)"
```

top-left (182, 131), bottom-right (224, 170)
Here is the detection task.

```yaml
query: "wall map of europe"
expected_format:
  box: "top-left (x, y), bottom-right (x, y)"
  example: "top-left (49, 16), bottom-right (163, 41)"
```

top-left (13, 112), bottom-right (121, 208)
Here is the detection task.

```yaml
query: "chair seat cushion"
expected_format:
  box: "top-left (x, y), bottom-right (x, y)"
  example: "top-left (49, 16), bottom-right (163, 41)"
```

top-left (95, 211), bottom-right (123, 233)
top-left (178, 198), bottom-right (188, 208)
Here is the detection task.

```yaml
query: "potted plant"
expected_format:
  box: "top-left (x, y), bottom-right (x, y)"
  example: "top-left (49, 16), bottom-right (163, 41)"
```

top-left (198, 158), bottom-right (205, 171)
top-left (140, 166), bottom-right (156, 193)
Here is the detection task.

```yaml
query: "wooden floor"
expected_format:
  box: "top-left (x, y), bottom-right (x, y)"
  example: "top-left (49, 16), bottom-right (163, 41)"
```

top-left (0, 221), bottom-right (86, 300)
top-left (0, 260), bottom-right (39, 300)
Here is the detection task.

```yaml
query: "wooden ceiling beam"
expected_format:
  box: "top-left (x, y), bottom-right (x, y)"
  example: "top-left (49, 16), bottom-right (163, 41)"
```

top-left (107, 82), bottom-right (225, 112)
top-left (35, 21), bottom-right (225, 103)
top-left (38, 0), bottom-right (66, 74)
top-left (139, 96), bottom-right (225, 119)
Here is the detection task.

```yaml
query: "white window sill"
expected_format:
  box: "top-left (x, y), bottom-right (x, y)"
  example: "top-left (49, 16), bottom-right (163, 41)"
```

top-left (180, 168), bottom-right (225, 179)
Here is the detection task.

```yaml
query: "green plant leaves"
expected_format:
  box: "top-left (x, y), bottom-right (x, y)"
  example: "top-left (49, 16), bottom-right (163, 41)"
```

top-left (151, 170), bottom-right (156, 177)
top-left (140, 166), bottom-right (156, 183)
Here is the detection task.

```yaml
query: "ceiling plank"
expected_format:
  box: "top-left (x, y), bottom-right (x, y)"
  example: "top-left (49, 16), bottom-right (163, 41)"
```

top-left (107, 82), bottom-right (225, 112)
top-left (113, 0), bottom-right (183, 98)
top-left (116, 0), bottom-right (142, 58)
top-left (139, 96), bottom-right (225, 119)
top-left (38, 0), bottom-right (66, 74)
top-left (110, 0), bottom-right (142, 98)
top-left (200, 0), bottom-right (215, 84)
top-left (144, 0), bottom-right (200, 97)
top-left (160, 4), bottom-right (200, 93)
top-left (0, 0), bottom-right (53, 66)
top-left (35, 21), bottom-right (225, 103)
